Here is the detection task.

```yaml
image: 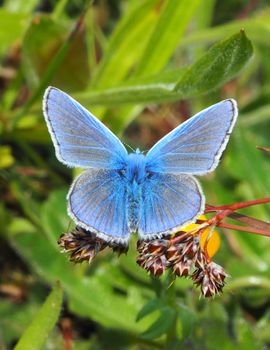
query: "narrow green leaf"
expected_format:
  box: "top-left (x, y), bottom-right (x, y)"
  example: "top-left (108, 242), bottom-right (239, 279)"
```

top-left (239, 104), bottom-right (270, 127)
top-left (135, 0), bottom-right (201, 76)
top-left (91, 0), bottom-right (159, 88)
top-left (75, 67), bottom-right (184, 105)
top-left (181, 10), bottom-right (270, 49)
top-left (52, 0), bottom-right (69, 19)
top-left (75, 31), bottom-right (253, 106)
top-left (14, 283), bottom-right (63, 350)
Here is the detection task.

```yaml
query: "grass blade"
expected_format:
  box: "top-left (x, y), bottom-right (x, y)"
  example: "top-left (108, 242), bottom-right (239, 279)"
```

top-left (14, 283), bottom-right (63, 350)
top-left (135, 0), bottom-right (201, 76)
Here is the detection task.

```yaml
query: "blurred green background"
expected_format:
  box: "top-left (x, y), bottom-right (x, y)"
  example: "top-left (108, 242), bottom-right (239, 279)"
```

top-left (1, 0), bottom-right (270, 349)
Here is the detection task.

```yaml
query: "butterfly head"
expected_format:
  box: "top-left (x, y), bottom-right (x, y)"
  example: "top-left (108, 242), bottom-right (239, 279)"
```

top-left (125, 150), bottom-right (147, 184)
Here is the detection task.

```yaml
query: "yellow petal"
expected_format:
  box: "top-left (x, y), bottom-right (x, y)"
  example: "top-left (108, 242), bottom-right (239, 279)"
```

top-left (182, 215), bottom-right (220, 257)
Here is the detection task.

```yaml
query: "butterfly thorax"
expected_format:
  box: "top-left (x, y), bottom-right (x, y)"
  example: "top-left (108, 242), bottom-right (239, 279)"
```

top-left (125, 151), bottom-right (147, 184)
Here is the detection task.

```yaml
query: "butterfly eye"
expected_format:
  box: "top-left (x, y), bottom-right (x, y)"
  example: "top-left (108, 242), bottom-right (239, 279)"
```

top-left (118, 169), bottom-right (126, 176)
top-left (146, 171), bottom-right (154, 179)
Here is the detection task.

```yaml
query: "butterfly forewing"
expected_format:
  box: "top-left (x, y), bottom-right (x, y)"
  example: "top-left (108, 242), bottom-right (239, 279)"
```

top-left (43, 87), bottom-right (128, 169)
top-left (145, 99), bottom-right (237, 175)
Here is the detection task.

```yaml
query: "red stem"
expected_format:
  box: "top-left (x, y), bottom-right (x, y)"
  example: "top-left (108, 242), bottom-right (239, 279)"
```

top-left (218, 222), bottom-right (270, 237)
top-left (206, 198), bottom-right (270, 212)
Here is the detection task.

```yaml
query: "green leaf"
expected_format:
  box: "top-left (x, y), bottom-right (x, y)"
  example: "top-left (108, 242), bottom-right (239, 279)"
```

top-left (14, 282), bottom-right (63, 350)
top-left (41, 188), bottom-right (69, 246)
top-left (174, 30), bottom-right (253, 96)
top-left (140, 306), bottom-right (176, 340)
top-left (0, 9), bottom-right (27, 53)
top-left (76, 31), bottom-right (253, 106)
top-left (0, 299), bottom-right (39, 345)
top-left (136, 298), bottom-right (162, 322)
top-left (178, 304), bottom-right (197, 339)
top-left (4, 0), bottom-right (40, 14)
top-left (135, 0), bottom-right (201, 76)
top-left (235, 314), bottom-right (256, 350)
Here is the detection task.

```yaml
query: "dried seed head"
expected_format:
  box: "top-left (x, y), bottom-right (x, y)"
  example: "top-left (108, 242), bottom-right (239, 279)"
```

top-left (192, 262), bottom-right (228, 297)
top-left (58, 226), bottom-right (128, 263)
top-left (136, 239), bottom-right (169, 276)
top-left (172, 256), bottom-right (193, 277)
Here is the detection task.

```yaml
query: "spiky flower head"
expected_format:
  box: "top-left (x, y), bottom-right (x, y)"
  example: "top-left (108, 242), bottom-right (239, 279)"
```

top-left (58, 226), bottom-right (128, 263)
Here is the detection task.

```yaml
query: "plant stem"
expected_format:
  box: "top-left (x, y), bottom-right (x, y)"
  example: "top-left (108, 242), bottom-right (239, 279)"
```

top-left (165, 271), bottom-right (177, 350)
top-left (218, 222), bottom-right (270, 237)
top-left (206, 197), bottom-right (270, 212)
top-left (224, 276), bottom-right (270, 293)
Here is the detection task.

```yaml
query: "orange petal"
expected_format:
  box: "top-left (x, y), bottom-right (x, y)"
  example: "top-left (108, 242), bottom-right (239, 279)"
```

top-left (182, 215), bottom-right (221, 257)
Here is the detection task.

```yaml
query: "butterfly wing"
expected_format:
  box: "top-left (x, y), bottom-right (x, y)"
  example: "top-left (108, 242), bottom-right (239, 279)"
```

top-left (138, 173), bottom-right (204, 239)
top-left (43, 87), bottom-right (128, 169)
top-left (146, 99), bottom-right (238, 175)
top-left (68, 169), bottom-right (130, 243)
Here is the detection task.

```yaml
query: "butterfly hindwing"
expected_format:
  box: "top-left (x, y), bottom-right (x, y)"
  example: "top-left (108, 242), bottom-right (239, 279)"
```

top-left (68, 169), bottom-right (130, 243)
top-left (43, 87), bottom-right (128, 169)
top-left (146, 99), bottom-right (238, 175)
top-left (138, 173), bottom-right (204, 239)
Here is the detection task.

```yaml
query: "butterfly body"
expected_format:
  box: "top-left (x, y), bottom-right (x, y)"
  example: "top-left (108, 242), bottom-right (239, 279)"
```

top-left (43, 87), bottom-right (238, 244)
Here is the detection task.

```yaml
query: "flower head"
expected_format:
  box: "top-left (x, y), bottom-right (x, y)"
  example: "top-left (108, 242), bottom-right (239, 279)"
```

top-left (58, 226), bottom-right (128, 263)
top-left (136, 219), bottom-right (228, 297)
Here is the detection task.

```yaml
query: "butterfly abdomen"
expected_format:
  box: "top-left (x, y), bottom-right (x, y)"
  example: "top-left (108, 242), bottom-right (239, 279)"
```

top-left (127, 181), bottom-right (140, 233)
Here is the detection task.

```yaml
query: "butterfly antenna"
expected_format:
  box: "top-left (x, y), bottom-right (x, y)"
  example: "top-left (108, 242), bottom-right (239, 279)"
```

top-left (122, 141), bottom-right (135, 152)
top-left (141, 149), bottom-right (149, 154)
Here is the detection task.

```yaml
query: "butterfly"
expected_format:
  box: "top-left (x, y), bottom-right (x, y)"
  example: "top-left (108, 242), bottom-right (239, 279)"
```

top-left (43, 87), bottom-right (238, 244)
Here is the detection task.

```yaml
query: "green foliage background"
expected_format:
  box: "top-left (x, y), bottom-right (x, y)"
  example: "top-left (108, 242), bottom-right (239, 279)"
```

top-left (1, 0), bottom-right (270, 349)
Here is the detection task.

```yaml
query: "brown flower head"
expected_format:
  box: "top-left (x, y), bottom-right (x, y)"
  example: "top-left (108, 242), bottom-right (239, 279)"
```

top-left (58, 226), bottom-right (128, 263)
top-left (192, 261), bottom-right (228, 297)
top-left (136, 228), bottom-right (228, 297)
top-left (136, 239), bottom-right (169, 276)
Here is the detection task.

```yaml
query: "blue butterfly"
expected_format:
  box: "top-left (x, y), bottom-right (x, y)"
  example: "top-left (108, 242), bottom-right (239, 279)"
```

top-left (43, 87), bottom-right (238, 244)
